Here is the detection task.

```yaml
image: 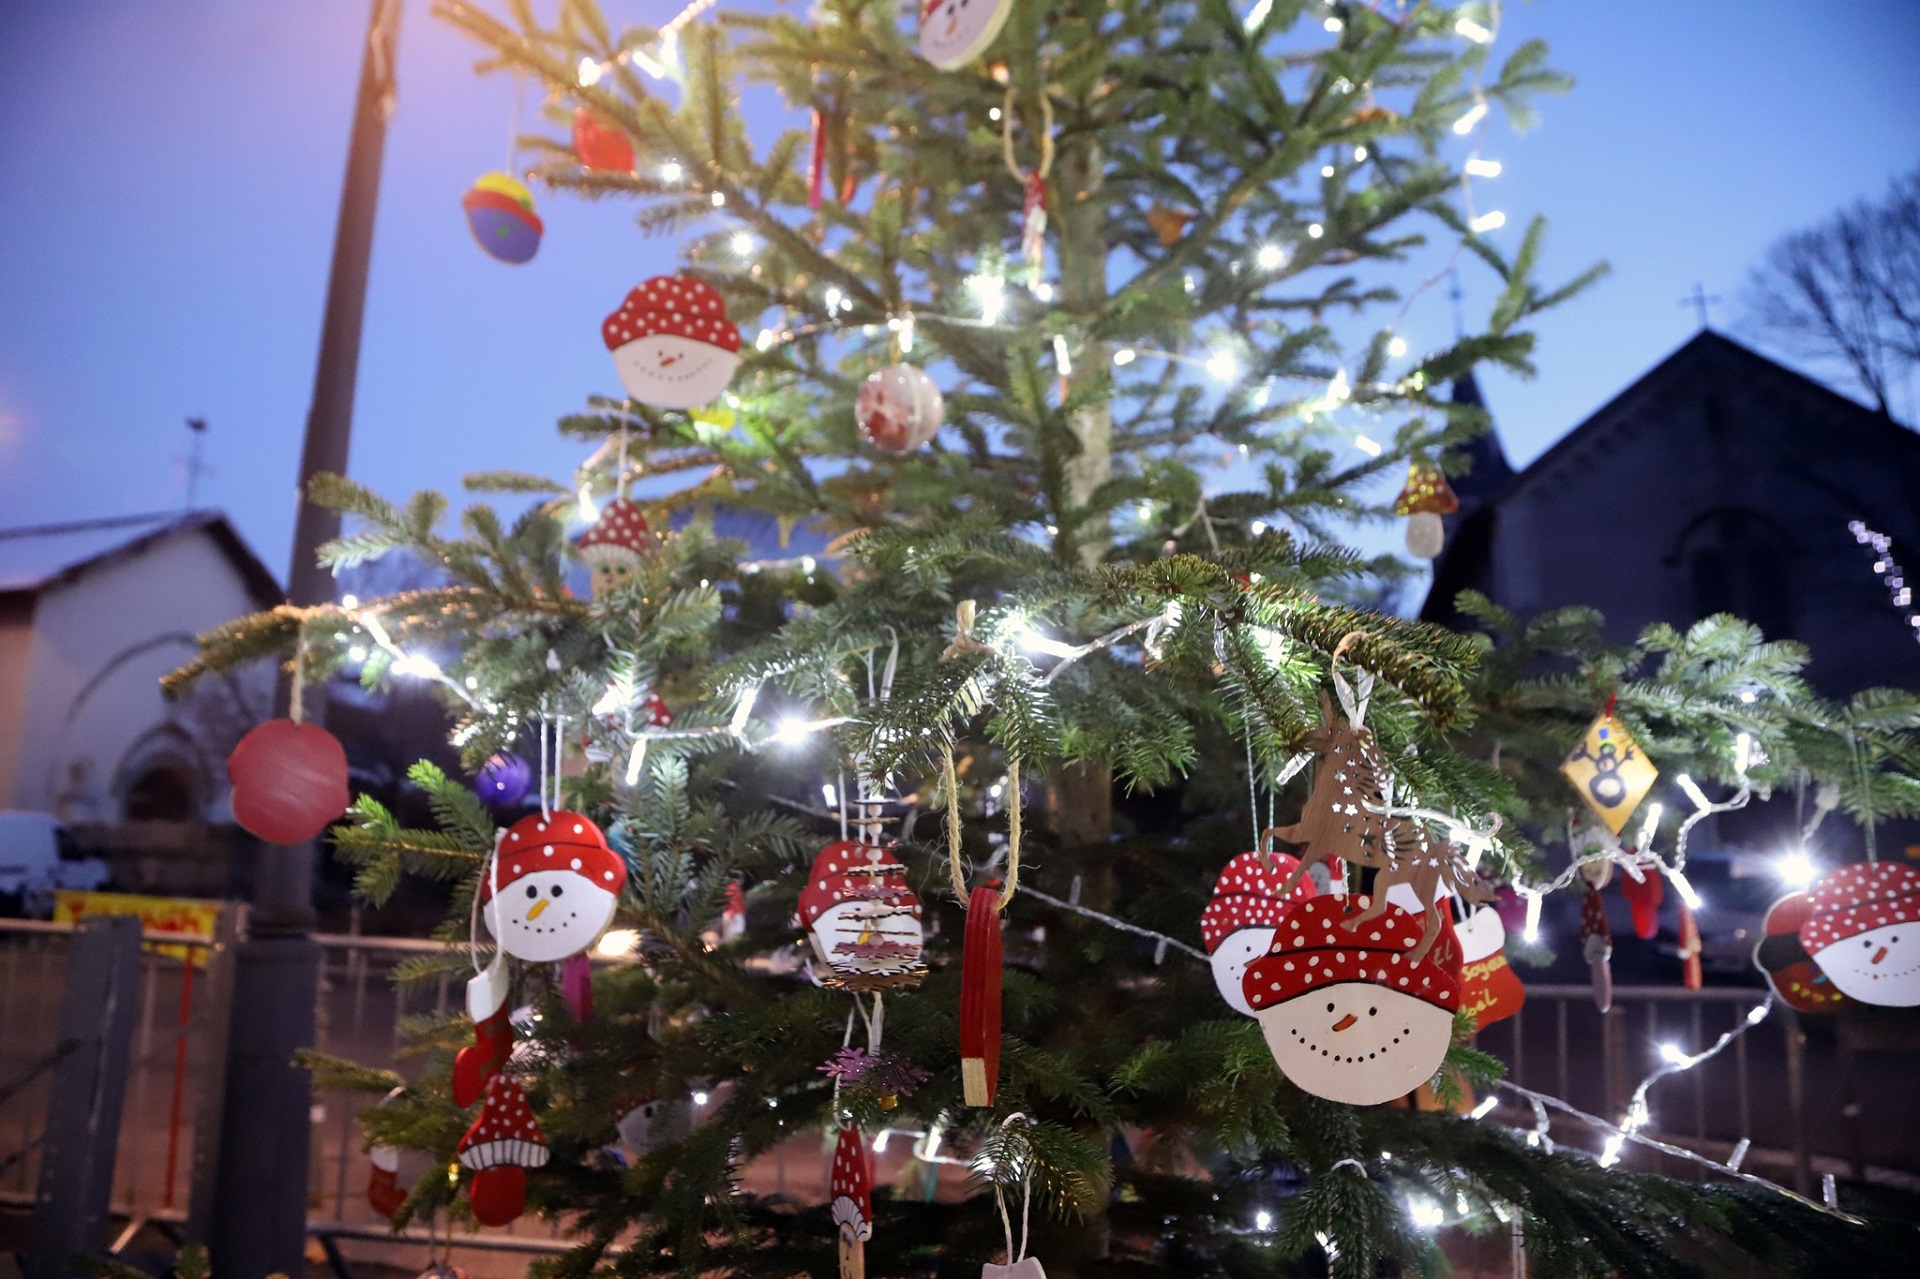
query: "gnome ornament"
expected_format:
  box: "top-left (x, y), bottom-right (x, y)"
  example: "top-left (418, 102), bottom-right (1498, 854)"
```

top-left (1200, 849), bottom-right (1316, 1016)
top-left (918, 0), bottom-right (1013, 69)
top-left (602, 276), bottom-right (742, 409)
top-left (1393, 461), bottom-right (1458, 560)
top-left (830, 1123), bottom-right (873, 1279)
top-left (1754, 890), bottom-right (1857, 1013)
top-left (1241, 895), bottom-right (1462, 1106)
top-left (1799, 862), bottom-right (1920, 1007)
top-left (227, 718), bottom-right (350, 845)
top-left (1456, 903), bottom-right (1526, 1029)
top-left (483, 812), bottom-right (628, 963)
top-left (856, 365), bottom-right (943, 454)
top-left (797, 841), bottom-right (927, 990)
top-left (1618, 856), bottom-right (1664, 940)
top-left (574, 496), bottom-right (656, 598)
top-left (457, 1073), bottom-right (550, 1226)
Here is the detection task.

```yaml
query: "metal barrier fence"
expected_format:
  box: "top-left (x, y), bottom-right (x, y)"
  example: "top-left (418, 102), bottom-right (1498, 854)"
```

top-left (3, 920), bottom-right (1914, 1259)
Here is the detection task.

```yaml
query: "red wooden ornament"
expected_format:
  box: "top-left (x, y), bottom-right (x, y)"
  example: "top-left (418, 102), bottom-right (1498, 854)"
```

top-left (227, 718), bottom-right (350, 844)
top-left (1753, 890), bottom-right (1857, 1014)
top-left (1618, 860), bottom-right (1664, 940)
top-left (830, 1123), bottom-right (872, 1279)
top-left (1579, 884), bottom-right (1613, 1013)
top-left (959, 885), bottom-right (1003, 1107)
top-left (573, 107), bottom-right (635, 173)
top-left (367, 1147), bottom-right (407, 1221)
top-left (1677, 903), bottom-right (1703, 990)
top-left (1455, 904), bottom-right (1526, 1029)
top-left (458, 1074), bottom-right (549, 1226)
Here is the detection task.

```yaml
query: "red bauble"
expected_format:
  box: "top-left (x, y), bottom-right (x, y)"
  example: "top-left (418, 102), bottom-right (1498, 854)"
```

top-left (227, 718), bottom-right (350, 844)
top-left (573, 107), bottom-right (635, 173)
top-left (959, 886), bottom-right (1003, 1107)
top-left (856, 365), bottom-right (943, 454)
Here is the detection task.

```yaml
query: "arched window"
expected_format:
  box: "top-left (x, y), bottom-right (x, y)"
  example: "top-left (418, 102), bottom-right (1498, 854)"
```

top-left (122, 766), bottom-right (200, 822)
top-left (1670, 508), bottom-right (1797, 639)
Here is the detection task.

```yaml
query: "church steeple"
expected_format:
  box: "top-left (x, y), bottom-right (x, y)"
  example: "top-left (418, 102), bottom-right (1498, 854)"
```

top-left (1447, 372), bottom-right (1514, 507)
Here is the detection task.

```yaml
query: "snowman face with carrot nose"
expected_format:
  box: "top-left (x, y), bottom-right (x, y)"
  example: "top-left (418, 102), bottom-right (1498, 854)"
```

top-left (1798, 862), bottom-right (1920, 1008)
top-left (482, 812), bottom-right (627, 964)
top-left (918, 0), bottom-right (1013, 70)
top-left (1812, 923), bottom-right (1920, 1006)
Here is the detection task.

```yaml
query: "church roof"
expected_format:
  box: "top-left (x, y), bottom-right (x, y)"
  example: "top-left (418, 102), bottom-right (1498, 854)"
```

top-left (0, 510), bottom-right (282, 606)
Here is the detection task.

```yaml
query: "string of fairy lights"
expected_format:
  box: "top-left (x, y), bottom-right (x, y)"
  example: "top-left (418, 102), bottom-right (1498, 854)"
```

top-left (1848, 519), bottom-right (1920, 643)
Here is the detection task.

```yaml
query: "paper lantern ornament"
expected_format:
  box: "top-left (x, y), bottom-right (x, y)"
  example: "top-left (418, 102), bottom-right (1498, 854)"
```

top-left (1579, 884), bottom-right (1613, 1013)
top-left (457, 1074), bottom-right (549, 1226)
top-left (574, 496), bottom-right (656, 598)
top-left (483, 812), bottom-right (628, 963)
top-left (1754, 890), bottom-right (1857, 1013)
top-left (918, 0), bottom-right (1014, 69)
top-left (473, 752), bottom-right (531, 807)
top-left (1799, 862), bottom-right (1920, 1007)
top-left (227, 718), bottom-right (350, 845)
top-left (960, 884), bottom-right (1004, 1107)
top-left (603, 276), bottom-right (742, 409)
top-left (572, 107), bottom-right (634, 173)
top-left (1393, 462), bottom-right (1459, 560)
top-left (1455, 904), bottom-right (1525, 1029)
top-left (1200, 850), bottom-right (1316, 1017)
top-left (1618, 858), bottom-right (1664, 940)
top-left (830, 1123), bottom-right (873, 1279)
top-left (797, 841), bottom-right (927, 991)
top-left (1560, 711), bottom-right (1658, 835)
top-left (1242, 895), bottom-right (1461, 1106)
top-left (462, 172), bottom-right (543, 265)
top-left (856, 365), bottom-right (944, 454)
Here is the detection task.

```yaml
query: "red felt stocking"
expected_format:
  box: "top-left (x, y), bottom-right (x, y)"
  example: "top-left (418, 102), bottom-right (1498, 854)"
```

top-left (453, 1002), bottom-right (513, 1108)
top-left (1619, 860), bottom-right (1664, 940)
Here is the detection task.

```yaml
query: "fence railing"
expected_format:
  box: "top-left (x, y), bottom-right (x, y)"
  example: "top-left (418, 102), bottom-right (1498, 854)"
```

top-left (2, 919), bottom-right (1912, 1264)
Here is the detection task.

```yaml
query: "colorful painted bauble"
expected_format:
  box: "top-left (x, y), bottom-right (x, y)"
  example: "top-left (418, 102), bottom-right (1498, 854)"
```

top-left (573, 106), bottom-right (635, 173)
top-left (482, 811), bottom-right (628, 963)
top-left (473, 752), bottom-right (532, 807)
top-left (461, 171), bottom-right (543, 265)
top-left (918, 0), bottom-right (1014, 69)
top-left (1200, 850), bottom-right (1316, 1017)
top-left (1242, 895), bottom-right (1461, 1106)
top-left (1799, 862), bottom-right (1920, 1007)
top-left (602, 276), bottom-right (742, 409)
top-left (1753, 890), bottom-right (1857, 1014)
top-left (855, 364), bottom-right (943, 454)
top-left (797, 840), bottom-right (926, 990)
top-left (227, 718), bottom-right (351, 845)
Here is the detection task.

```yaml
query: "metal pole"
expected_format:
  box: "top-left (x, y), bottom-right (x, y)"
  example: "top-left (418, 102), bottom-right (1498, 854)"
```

top-left (205, 1), bottom-right (401, 1271)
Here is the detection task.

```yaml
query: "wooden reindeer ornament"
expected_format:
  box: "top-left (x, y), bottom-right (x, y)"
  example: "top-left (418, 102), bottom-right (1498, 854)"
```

top-left (1271, 683), bottom-right (1490, 965)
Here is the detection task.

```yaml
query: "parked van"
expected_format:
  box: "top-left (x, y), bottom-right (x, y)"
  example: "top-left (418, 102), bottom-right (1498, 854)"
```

top-left (0, 811), bottom-right (110, 917)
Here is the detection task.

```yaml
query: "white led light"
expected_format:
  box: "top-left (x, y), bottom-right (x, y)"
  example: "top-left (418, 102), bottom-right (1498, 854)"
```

top-left (1113, 347), bottom-right (1136, 366)
top-left (692, 1090), bottom-right (709, 1106)
top-left (577, 56), bottom-right (605, 86)
top-left (1307, 222), bottom-right (1324, 238)
top-left (1256, 243), bottom-right (1285, 270)
top-left (1387, 335), bottom-right (1408, 357)
top-left (1255, 1209), bottom-right (1273, 1231)
top-left (1658, 1043), bottom-right (1690, 1067)
top-left (1031, 280), bottom-right (1054, 302)
top-left (1323, 15), bottom-right (1342, 31)
top-left (1353, 434), bottom-right (1382, 457)
top-left (660, 160), bottom-right (684, 182)
top-left (1407, 1196), bottom-right (1444, 1230)
top-left (755, 329), bottom-right (776, 352)
top-left (392, 653), bottom-right (442, 680)
top-left (1470, 1095), bottom-right (1499, 1119)
top-left (773, 718), bottom-right (814, 745)
top-left (989, 106), bottom-right (1002, 121)
top-left (1052, 334), bottom-right (1073, 376)
top-left (1454, 101), bottom-right (1489, 134)
top-left (822, 783), bottom-right (838, 808)
top-left (1599, 1133), bottom-right (1626, 1167)
top-left (1465, 157), bottom-right (1503, 177)
top-left (340, 593), bottom-right (360, 610)
top-left (1455, 16), bottom-right (1494, 42)
top-left (873, 1130), bottom-right (890, 1153)
top-left (1775, 852), bottom-right (1817, 890)
top-left (1353, 146), bottom-right (1368, 162)
top-left (968, 273), bottom-right (1007, 324)
top-left (1321, 164), bottom-right (1335, 178)
top-left (591, 681), bottom-right (624, 716)
top-left (1523, 891), bottom-right (1542, 943)
top-left (1243, 0), bottom-right (1273, 29)
top-left (1469, 210), bottom-right (1506, 233)
top-left (1668, 866), bottom-right (1703, 911)
top-left (1250, 520), bottom-right (1267, 536)
top-left (731, 231), bottom-right (754, 256)
top-left (801, 555), bottom-right (817, 575)
top-left (347, 645), bottom-right (368, 663)
top-left (596, 928), bottom-right (639, 958)
top-left (1206, 349), bottom-right (1239, 382)
top-left (1137, 502), bottom-right (1154, 520)
top-left (824, 287), bottom-right (843, 311)
top-left (579, 486), bottom-right (599, 523)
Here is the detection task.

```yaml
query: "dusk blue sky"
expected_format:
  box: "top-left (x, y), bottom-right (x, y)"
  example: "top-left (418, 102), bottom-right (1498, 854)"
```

top-left (2, 1), bottom-right (1917, 585)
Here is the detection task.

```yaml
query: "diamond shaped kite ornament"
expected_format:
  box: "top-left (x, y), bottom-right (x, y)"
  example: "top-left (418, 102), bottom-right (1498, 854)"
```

top-left (1560, 711), bottom-right (1658, 835)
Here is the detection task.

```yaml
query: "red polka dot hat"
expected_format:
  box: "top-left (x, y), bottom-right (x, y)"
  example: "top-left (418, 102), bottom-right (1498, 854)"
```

top-left (1200, 850), bottom-right (1316, 953)
top-left (829, 1122), bottom-right (872, 1241)
top-left (1241, 895), bottom-right (1460, 1014)
top-left (797, 839), bottom-right (922, 930)
top-left (601, 275), bottom-right (741, 354)
top-left (575, 496), bottom-right (655, 564)
top-left (484, 811), bottom-right (628, 902)
top-left (1800, 861), bottom-right (1920, 954)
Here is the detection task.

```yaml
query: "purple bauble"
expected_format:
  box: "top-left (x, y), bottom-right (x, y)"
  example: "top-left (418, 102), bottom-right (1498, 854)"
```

top-left (473, 753), bottom-right (532, 806)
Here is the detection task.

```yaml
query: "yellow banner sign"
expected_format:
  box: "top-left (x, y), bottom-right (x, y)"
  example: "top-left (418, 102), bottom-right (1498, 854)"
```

top-left (53, 891), bottom-right (222, 965)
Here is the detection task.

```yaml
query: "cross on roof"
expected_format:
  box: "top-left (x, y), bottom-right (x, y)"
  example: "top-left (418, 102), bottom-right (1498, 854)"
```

top-left (1679, 282), bottom-right (1722, 329)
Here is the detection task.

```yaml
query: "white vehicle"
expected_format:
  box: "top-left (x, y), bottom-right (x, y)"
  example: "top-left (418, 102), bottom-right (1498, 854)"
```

top-left (0, 811), bottom-right (110, 917)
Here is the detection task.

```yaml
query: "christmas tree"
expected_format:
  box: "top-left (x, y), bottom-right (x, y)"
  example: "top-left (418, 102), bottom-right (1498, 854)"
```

top-left (168, 0), bottom-right (1920, 1273)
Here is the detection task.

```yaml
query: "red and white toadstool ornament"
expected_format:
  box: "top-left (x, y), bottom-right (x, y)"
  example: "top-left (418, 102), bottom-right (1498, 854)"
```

top-left (797, 840), bottom-right (926, 991)
top-left (574, 496), bottom-right (657, 599)
top-left (602, 276), bottom-right (742, 409)
top-left (1200, 850), bottom-right (1316, 1017)
top-left (855, 365), bottom-right (943, 454)
top-left (1798, 861), bottom-right (1920, 1007)
top-left (829, 1122), bottom-right (873, 1279)
top-left (226, 717), bottom-right (351, 845)
top-left (457, 1073), bottom-right (550, 1226)
top-left (1392, 461), bottom-right (1459, 560)
top-left (483, 812), bottom-right (628, 963)
top-left (1241, 894), bottom-right (1461, 1106)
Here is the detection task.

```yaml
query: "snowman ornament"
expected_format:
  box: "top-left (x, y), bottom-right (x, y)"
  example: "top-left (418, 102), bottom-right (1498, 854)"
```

top-left (797, 840), bottom-right (927, 991)
top-left (1241, 895), bottom-right (1461, 1106)
top-left (918, 0), bottom-right (1015, 69)
top-left (602, 275), bottom-right (742, 410)
top-left (1799, 861), bottom-right (1920, 1007)
top-left (484, 811), bottom-right (629, 964)
top-left (1200, 850), bottom-right (1316, 1016)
